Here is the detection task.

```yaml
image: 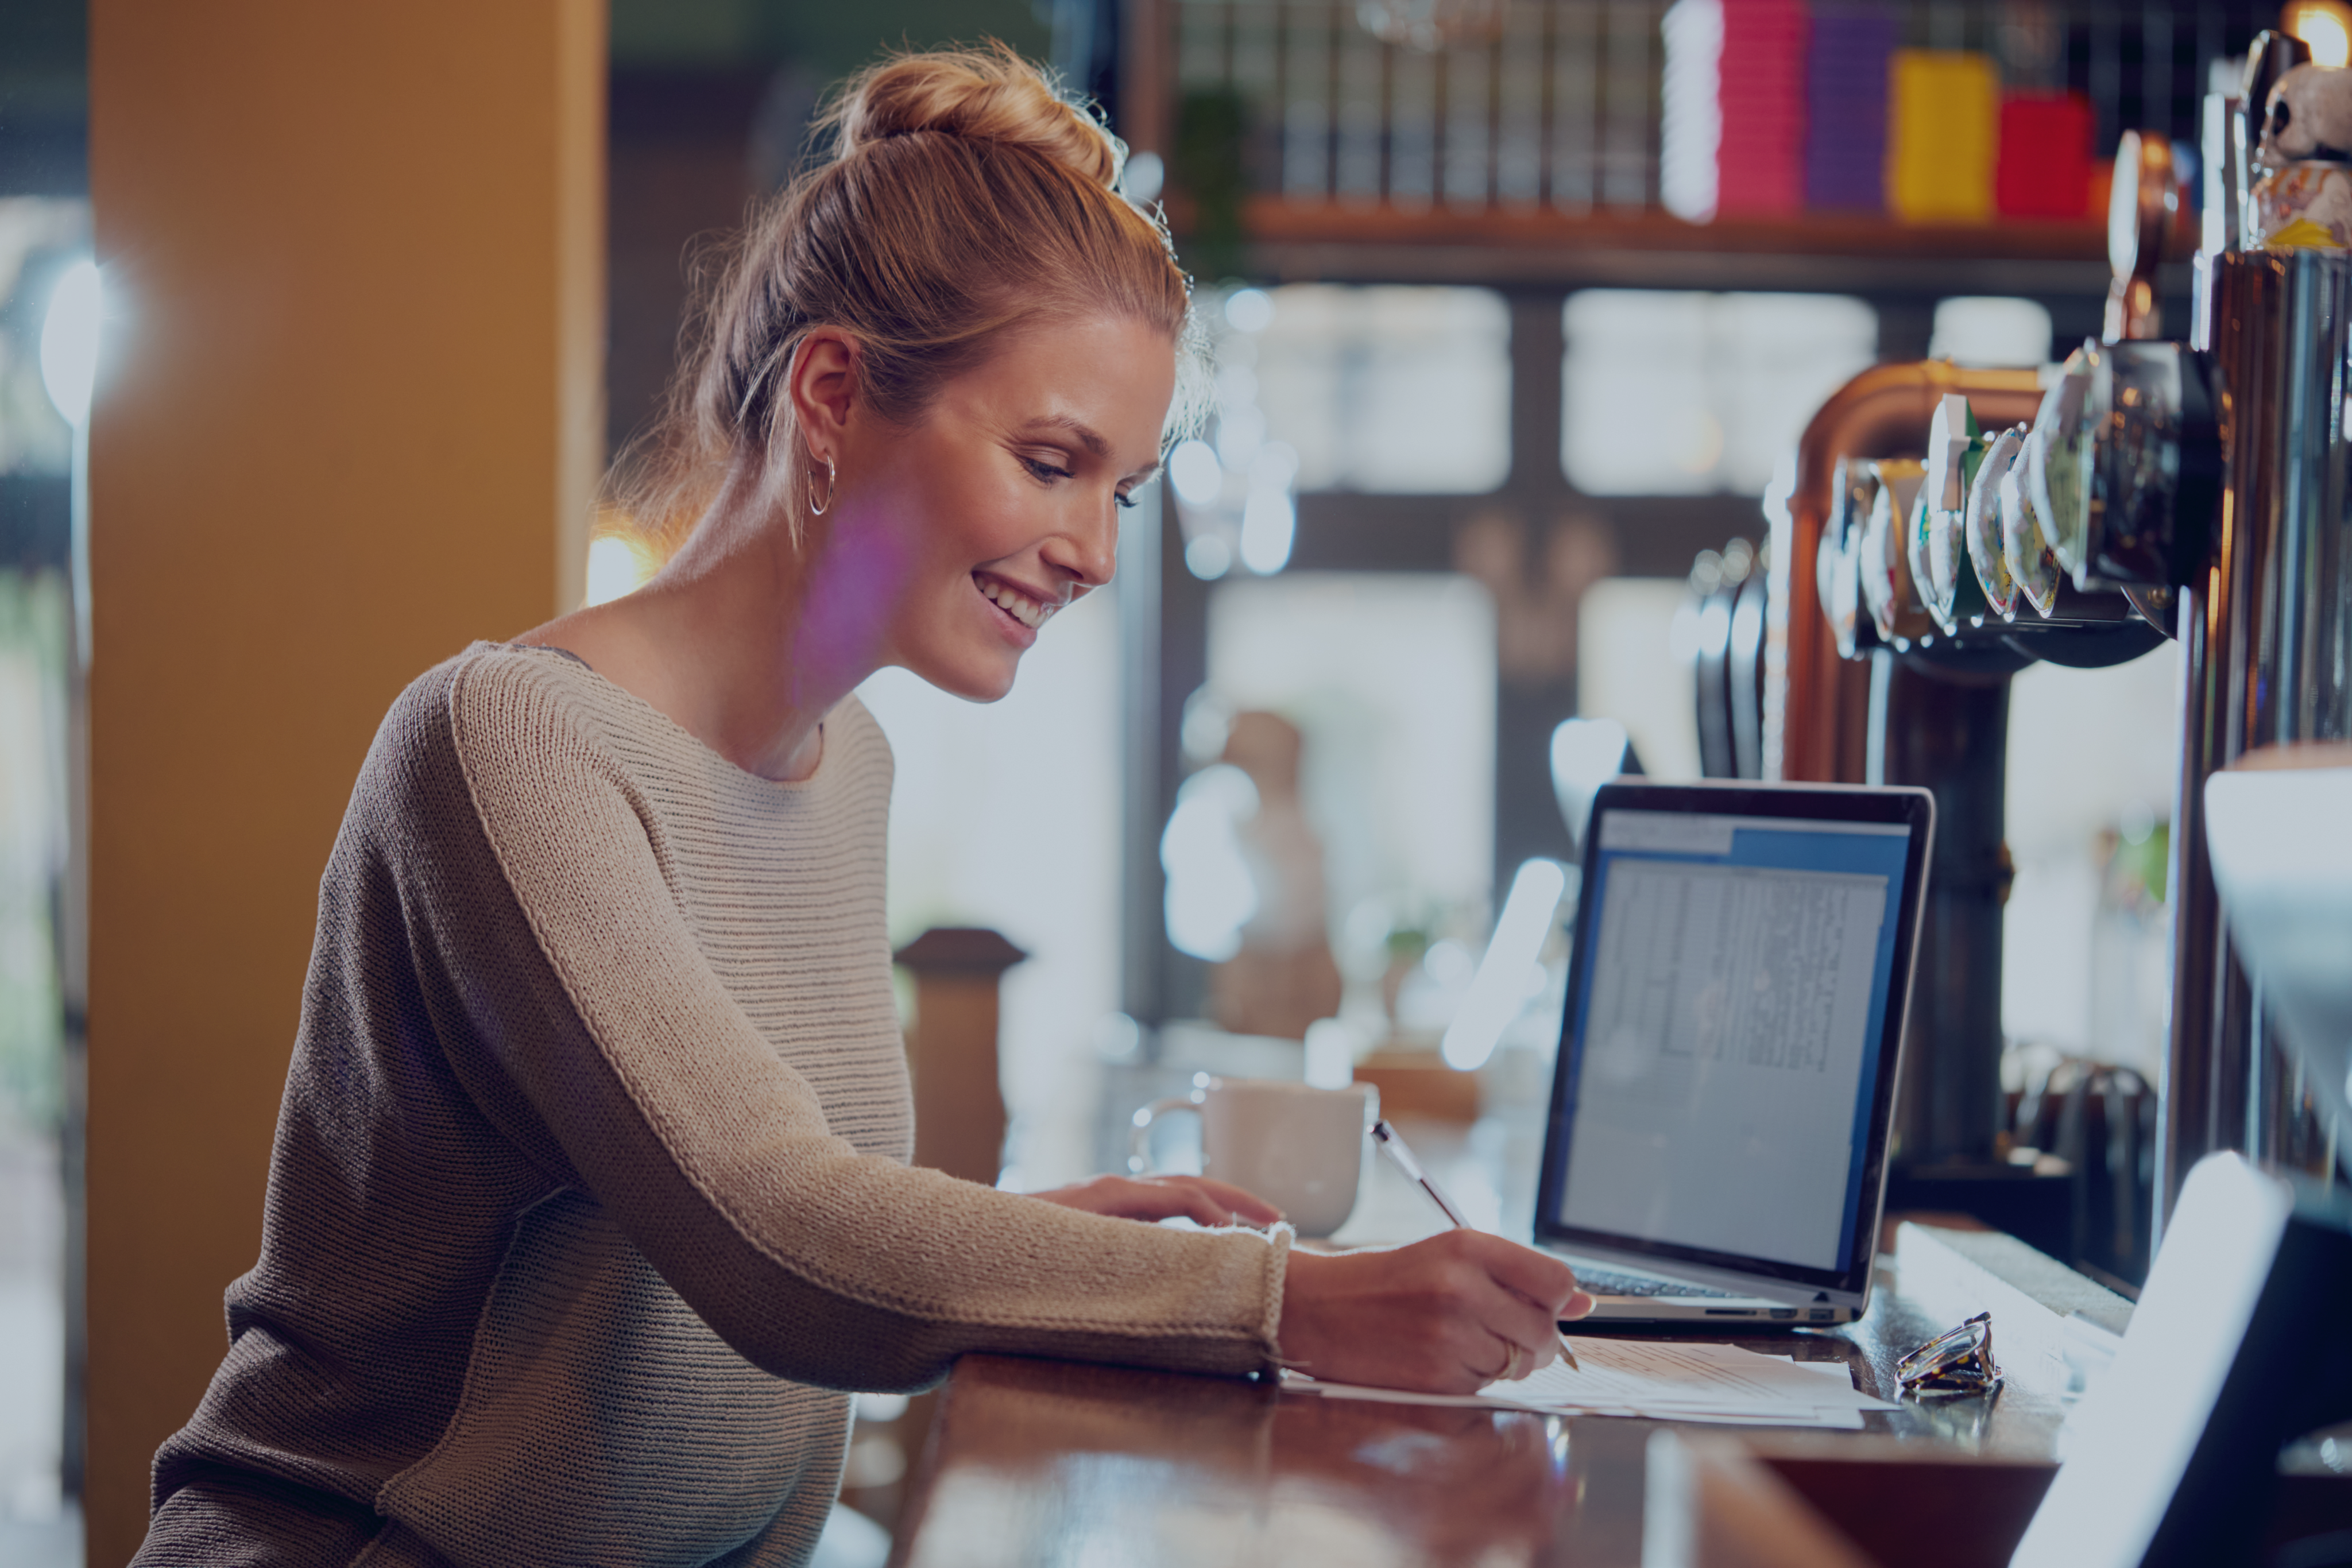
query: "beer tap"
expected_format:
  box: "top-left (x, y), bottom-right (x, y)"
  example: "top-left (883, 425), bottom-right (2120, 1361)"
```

top-left (1790, 129), bottom-right (2203, 1234)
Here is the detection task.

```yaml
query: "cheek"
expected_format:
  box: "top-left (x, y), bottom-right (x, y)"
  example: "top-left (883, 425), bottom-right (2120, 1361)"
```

top-left (882, 421), bottom-right (1057, 574)
top-left (924, 472), bottom-right (1038, 565)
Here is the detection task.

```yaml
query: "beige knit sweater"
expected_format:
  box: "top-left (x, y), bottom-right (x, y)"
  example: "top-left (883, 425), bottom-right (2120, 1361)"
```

top-left (137, 642), bottom-right (1289, 1568)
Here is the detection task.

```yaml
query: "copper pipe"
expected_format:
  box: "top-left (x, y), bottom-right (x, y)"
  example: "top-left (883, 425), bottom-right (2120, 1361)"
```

top-left (1769, 362), bottom-right (2045, 783)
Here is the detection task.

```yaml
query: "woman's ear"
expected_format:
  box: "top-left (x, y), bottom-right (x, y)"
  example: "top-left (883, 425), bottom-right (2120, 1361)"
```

top-left (785, 328), bottom-right (859, 463)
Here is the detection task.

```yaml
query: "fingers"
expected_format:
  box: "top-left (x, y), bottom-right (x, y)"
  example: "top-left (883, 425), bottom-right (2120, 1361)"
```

top-left (1463, 1260), bottom-right (1569, 1362)
top-left (1023, 1174), bottom-right (1279, 1227)
top-left (1454, 1229), bottom-right (1582, 1317)
top-left (1126, 1175), bottom-right (1278, 1227)
top-left (1483, 1333), bottom-right (1552, 1385)
top-left (1406, 1232), bottom-right (1573, 1357)
top-left (1421, 1235), bottom-right (1572, 1387)
top-left (1279, 1238), bottom-right (1579, 1396)
top-left (1180, 1176), bottom-right (1285, 1226)
top-left (1434, 1281), bottom-right (1553, 1391)
top-left (1160, 1179), bottom-right (1249, 1228)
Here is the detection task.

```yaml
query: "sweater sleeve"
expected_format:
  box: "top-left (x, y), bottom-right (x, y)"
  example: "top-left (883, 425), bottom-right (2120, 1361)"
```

top-left (415, 653), bottom-right (1287, 1392)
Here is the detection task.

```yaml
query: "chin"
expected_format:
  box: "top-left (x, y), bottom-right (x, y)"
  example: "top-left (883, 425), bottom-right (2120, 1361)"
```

top-left (912, 655), bottom-right (1020, 704)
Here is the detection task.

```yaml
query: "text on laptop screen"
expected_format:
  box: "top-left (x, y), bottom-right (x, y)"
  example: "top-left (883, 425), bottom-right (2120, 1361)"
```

top-left (1550, 809), bottom-right (1911, 1272)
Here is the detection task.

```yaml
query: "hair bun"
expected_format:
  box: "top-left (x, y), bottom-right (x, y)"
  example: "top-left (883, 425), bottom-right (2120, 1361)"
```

top-left (828, 44), bottom-right (1123, 191)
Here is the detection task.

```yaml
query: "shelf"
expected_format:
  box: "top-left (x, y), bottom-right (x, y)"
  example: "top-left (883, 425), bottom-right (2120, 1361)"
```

top-left (1219, 196), bottom-right (2195, 298)
top-left (1247, 196), bottom-right (2122, 260)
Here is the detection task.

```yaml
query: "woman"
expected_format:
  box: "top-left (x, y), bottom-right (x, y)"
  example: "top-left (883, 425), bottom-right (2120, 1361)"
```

top-left (137, 47), bottom-right (1590, 1568)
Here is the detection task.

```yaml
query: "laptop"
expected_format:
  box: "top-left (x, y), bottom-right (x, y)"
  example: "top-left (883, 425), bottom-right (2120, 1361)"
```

top-left (1532, 780), bottom-right (1935, 1325)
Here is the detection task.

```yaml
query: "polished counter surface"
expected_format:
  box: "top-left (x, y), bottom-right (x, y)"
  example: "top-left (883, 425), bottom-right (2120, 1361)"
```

top-left (888, 1222), bottom-right (2105, 1567)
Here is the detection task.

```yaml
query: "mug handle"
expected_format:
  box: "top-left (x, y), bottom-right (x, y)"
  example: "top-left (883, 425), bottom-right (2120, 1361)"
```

top-left (1128, 1093), bottom-right (1203, 1175)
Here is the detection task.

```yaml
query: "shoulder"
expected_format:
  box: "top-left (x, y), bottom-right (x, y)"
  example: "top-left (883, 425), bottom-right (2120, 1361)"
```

top-left (442, 642), bottom-right (615, 772)
top-left (371, 644), bottom-right (895, 807)
top-left (370, 641), bottom-right (597, 740)
top-left (352, 643), bottom-right (617, 820)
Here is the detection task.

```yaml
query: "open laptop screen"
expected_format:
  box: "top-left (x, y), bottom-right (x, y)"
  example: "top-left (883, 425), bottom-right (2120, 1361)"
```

top-left (1535, 783), bottom-right (1932, 1294)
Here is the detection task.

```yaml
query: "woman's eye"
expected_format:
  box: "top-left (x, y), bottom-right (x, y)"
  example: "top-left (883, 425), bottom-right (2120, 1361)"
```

top-left (1022, 456), bottom-right (1073, 485)
top-left (1115, 490), bottom-right (1139, 511)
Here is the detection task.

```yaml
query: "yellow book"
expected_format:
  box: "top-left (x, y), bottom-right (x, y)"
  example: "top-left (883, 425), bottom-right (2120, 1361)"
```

top-left (1887, 51), bottom-right (1998, 223)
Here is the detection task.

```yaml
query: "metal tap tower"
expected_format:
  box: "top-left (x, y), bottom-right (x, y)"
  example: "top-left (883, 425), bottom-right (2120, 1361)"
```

top-left (2161, 34), bottom-right (2352, 1233)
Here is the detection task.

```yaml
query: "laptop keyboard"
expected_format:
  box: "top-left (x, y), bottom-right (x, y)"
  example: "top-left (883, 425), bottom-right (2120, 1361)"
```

top-left (1572, 1265), bottom-right (1746, 1300)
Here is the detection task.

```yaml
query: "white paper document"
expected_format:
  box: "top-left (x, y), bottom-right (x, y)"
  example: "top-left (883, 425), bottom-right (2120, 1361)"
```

top-left (1283, 1337), bottom-right (1895, 1430)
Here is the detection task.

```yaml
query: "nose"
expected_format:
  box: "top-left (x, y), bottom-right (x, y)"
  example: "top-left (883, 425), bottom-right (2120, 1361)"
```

top-left (1042, 496), bottom-right (1121, 590)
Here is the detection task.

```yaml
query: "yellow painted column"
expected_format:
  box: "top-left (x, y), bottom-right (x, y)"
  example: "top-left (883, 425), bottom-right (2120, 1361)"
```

top-left (83, 6), bottom-right (604, 1561)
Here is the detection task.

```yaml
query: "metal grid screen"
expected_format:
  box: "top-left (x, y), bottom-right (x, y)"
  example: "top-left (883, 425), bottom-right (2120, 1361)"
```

top-left (1172, 1), bottom-right (2280, 215)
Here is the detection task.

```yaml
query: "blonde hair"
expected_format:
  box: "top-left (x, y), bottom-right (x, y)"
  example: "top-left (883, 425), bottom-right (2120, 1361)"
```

top-left (613, 44), bottom-right (1195, 551)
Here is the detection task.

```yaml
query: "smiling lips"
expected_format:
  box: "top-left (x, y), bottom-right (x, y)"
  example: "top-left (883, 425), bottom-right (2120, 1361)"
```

top-left (974, 572), bottom-right (1058, 632)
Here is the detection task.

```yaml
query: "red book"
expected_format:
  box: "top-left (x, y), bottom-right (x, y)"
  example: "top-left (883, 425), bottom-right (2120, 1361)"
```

top-left (1997, 93), bottom-right (2094, 218)
top-left (1716, 0), bottom-right (1809, 217)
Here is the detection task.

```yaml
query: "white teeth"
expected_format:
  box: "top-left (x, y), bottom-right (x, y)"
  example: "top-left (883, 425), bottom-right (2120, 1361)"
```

top-left (977, 576), bottom-right (1050, 630)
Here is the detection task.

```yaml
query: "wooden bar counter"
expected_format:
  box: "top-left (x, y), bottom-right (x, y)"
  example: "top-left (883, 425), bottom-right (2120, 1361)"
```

top-left (887, 1221), bottom-right (2119, 1567)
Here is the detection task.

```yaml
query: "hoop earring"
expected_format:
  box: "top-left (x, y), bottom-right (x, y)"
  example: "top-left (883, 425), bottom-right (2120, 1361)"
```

top-left (807, 455), bottom-right (837, 518)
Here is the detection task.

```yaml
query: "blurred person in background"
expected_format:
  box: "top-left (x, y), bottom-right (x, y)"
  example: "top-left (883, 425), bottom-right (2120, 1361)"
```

top-left (1210, 710), bottom-right (1344, 1039)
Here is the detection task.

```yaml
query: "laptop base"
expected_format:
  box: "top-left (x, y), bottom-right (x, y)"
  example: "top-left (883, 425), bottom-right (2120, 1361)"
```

top-left (1570, 1298), bottom-right (1858, 1326)
top-left (1556, 1255), bottom-right (1862, 1326)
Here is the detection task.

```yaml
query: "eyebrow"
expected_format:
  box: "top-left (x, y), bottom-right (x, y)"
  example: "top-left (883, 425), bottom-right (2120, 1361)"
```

top-left (1022, 415), bottom-right (1164, 482)
top-left (1028, 415), bottom-right (1111, 459)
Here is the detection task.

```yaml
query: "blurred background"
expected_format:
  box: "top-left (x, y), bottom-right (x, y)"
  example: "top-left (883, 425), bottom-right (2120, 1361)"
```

top-left (0, 0), bottom-right (2310, 1560)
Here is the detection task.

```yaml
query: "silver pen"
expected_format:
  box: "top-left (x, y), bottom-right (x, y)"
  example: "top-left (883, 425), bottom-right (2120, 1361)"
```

top-left (1368, 1118), bottom-right (1581, 1373)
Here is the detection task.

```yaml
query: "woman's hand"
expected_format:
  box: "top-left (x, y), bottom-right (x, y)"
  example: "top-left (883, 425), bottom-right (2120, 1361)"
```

top-left (1276, 1232), bottom-right (1595, 1394)
top-left (1027, 1173), bottom-right (1285, 1228)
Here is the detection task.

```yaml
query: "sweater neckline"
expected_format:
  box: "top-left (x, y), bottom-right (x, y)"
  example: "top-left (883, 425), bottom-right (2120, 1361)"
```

top-left (493, 641), bottom-right (834, 793)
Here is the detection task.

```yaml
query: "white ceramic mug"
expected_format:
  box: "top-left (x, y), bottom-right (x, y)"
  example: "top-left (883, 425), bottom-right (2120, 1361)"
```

top-left (1129, 1078), bottom-right (1376, 1238)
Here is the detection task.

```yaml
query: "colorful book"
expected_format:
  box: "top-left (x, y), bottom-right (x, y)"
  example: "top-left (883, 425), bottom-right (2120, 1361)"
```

top-left (1996, 92), bottom-right (2095, 218)
top-left (1805, 4), bottom-right (1895, 212)
top-left (1887, 50), bottom-right (1998, 223)
top-left (1716, 0), bottom-right (1810, 218)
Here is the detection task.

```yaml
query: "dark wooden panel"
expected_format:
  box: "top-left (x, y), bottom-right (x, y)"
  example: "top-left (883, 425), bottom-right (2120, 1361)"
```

top-left (1287, 491), bottom-right (1765, 578)
top-left (1236, 198), bottom-right (2196, 297)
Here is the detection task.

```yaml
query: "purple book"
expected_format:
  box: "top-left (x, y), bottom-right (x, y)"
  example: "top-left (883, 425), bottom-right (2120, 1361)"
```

top-left (1805, 4), bottom-right (1897, 212)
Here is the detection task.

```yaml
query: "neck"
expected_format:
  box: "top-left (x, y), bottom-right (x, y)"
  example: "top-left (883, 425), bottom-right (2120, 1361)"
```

top-left (529, 462), bottom-right (886, 783)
